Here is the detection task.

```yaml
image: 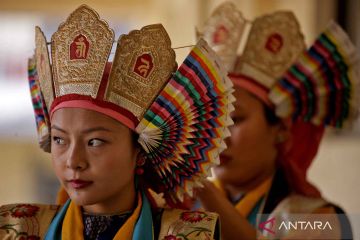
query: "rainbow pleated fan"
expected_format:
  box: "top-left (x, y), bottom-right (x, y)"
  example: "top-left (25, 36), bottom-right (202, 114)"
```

top-left (136, 39), bottom-right (235, 202)
top-left (28, 58), bottom-right (51, 151)
top-left (270, 21), bottom-right (360, 128)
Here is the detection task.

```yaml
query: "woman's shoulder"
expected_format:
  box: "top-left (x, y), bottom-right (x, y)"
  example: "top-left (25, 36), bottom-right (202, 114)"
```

top-left (262, 194), bottom-right (352, 239)
top-left (0, 203), bottom-right (60, 239)
top-left (272, 194), bottom-right (349, 215)
top-left (273, 194), bottom-right (328, 213)
top-left (154, 208), bottom-right (220, 240)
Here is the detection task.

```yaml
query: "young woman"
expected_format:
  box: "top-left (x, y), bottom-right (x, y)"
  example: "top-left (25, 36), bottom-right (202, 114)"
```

top-left (0, 5), bottom-right (234, 240)
top-left (194, 2), bottom-right (358, 239)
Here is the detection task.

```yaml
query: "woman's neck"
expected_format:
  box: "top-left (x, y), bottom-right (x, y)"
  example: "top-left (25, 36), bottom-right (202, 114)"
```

top-left (225, 170), bottom-right (274, 201)
top-left (82, 182), bottom-right (137, 215)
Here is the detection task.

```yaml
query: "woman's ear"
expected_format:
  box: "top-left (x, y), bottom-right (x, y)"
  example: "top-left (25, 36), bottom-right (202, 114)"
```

top-left (135, 148), bottom-right (141, 159)
top-left (132, 143), bottom-right (141, 162)
top-left (135, 150), bottom-right (146, 175)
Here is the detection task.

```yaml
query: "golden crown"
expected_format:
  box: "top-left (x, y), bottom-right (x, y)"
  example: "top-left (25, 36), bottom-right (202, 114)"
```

top-left (197, 2), bottom-right (305, 88)
top-left (35, 5), bottom-right (177, 120)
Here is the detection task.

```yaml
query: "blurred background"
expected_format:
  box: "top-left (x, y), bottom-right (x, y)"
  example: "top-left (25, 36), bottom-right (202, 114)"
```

top-left (0, 0), bottom-right (359, 236)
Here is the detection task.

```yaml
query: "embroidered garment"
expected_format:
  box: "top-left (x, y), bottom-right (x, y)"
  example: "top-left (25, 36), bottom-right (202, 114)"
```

top-left (0, 192), bottom-right (220, 240)
top-left (83, 211), bottom-right (132, 240)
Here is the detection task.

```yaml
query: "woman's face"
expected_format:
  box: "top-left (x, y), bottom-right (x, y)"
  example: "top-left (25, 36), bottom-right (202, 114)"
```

top-left (51, 108), bottom-right (139, 213)
top-left (214, 88), bottom-right (282, 191)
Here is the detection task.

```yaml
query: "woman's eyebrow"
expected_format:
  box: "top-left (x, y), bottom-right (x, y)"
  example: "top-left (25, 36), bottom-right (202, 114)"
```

top-left (81, 127), bottom-right (112, 134)
top-left (51, 125), bottom-right (67, 133)
top-left (50, 125), bottom-right (111, 134)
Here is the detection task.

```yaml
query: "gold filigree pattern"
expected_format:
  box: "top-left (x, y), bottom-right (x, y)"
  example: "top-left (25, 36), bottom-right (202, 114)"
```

top-left (51, 5), bottom-right (114, 98)
top-left (35, 26), bottom-right (54, 109)
top-left (197, 2), bottom-right (246, 72)
top-left (234, 11), bottom-right (305, 88)
top-left (106, 24), bottom-right (177, 119)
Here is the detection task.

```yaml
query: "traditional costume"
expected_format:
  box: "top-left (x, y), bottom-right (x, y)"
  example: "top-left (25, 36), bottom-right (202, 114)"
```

top-left (197, 2), bottom-right (359, 239)
top-left (0, 5), bottom-right (235, 239)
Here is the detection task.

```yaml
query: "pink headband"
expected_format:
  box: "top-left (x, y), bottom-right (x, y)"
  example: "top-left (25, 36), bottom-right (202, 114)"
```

top-left (50, 99), bottom-right (138, 130)
top-left (229, 73), bottom-right (274, 108)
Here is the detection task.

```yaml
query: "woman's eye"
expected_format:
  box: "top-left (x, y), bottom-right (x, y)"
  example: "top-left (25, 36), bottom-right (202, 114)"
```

top-left (52, 136), bottom-right (65, 145)
top-left (88, 139), bottom-right (105, 147)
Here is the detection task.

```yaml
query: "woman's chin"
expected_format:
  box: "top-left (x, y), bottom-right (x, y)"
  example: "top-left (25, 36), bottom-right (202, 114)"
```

top-left (215, 166), bottom-right (244, 180)
top-left (214, 168), bottom-right (250, 186)
top-left (67, 191), bottom-right (97, 206)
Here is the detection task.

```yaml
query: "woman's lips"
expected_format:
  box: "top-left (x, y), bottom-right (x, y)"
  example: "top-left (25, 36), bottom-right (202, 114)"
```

top-left (220, 155), bottom-right (232, 165)
top-left (68, 179), bottom-right (93, 189)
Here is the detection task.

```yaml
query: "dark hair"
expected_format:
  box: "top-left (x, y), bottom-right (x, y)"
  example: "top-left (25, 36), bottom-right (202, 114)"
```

top-left (132, 131), bottom-right (141, 148)
top-left (263, 104), bottom-right (281, 125)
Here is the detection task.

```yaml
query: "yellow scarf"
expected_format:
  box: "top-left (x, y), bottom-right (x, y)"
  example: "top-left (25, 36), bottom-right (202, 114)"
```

top-left (61, 193), bottom-right (142, 240)
top-left (213, 177), bottom-right (273, 217)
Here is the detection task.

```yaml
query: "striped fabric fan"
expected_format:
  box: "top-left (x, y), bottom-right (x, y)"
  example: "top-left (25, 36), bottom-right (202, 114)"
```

top-left (270, 21), bottom-right (360, 128)
top-left (28, 57), bottom-right (51, 152)
top-left (136, 39), bottom-right (235, 202)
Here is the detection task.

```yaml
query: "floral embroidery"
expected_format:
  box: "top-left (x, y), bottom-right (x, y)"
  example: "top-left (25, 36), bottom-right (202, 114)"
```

top-left (0, 204), bottom-right (44, 239)
top-left (163, 210), bottom-right (216, 240)
top-left (19, 235), bottom-right (41, 240)
top-left (164, 228), bottom-right (212, 240)
top-left (0, 223), bottom-right (40, 240)
top-left (1, 212), bottom-right (9, 217)
top-left (164, 235), bottom-right (181, 240)
top-left (11, 204), bottom-right (40, 218)
top-left (180, 211), bottom-right (207, 223)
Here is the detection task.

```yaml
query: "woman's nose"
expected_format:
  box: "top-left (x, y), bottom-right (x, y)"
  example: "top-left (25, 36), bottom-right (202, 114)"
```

top-left (66, 143), bottom-right (88, 171)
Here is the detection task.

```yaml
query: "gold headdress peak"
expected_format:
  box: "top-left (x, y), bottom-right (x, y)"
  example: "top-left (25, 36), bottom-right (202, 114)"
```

top-left (234, 11), bottom-right (306, 88)
top-left (196, 2), bottom-right (246, 72)
top-left (106, 24), bottom-right (177, 119)
top-left (51, 4), bottom-right (114, 98)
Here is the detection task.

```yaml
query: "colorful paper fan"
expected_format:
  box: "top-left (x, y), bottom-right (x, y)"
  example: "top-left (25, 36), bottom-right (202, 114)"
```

top-left (28, 57), bottom-right (51, 152)
top-left (269, 21), bottom-right (360, 128)
top-left (136, 39), bottom-right (235, 202)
